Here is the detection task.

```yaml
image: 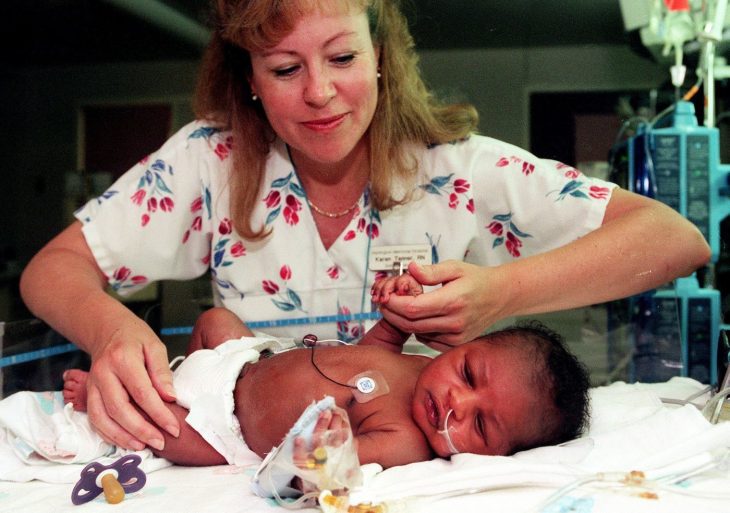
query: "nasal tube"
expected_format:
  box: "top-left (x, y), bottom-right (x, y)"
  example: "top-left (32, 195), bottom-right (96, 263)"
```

top-left (437, 409), bottom-right (460, 455)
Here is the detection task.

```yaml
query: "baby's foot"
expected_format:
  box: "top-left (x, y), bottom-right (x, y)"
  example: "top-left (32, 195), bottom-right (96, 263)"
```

top-left (62, 369), bottom-right (90, 412)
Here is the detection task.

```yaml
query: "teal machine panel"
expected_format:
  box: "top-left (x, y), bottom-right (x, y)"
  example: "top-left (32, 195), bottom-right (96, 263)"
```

top-left (626, 101), bottom-right (730, 384)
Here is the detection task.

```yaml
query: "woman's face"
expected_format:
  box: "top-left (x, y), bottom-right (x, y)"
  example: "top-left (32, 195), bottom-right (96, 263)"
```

top-left (411, 339), bottom-right (547, 457)
top-left (249, 10), bottom-right (380, 170)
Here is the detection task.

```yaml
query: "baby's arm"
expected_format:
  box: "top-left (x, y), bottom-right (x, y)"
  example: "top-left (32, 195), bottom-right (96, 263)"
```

top-left (142, 401), bottom-right (226, 466)
top-left (362, 272), bottom-right (423, 352)
top-left (355, 426), bottom-right (433, 468)
top-left (293, 411), bottom-right (432, 472)
top-left (187, 307), bottom-right (253, 355)
top-left (358, 318), bottom-right (410, 353)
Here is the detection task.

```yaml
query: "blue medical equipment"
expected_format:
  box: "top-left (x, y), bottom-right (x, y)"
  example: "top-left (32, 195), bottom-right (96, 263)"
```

top-left (622, 100), bottom-right (730, 384)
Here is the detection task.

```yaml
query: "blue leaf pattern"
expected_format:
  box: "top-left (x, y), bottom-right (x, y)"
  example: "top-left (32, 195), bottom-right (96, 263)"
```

top-left (273, 300), bottom-right (296, 311)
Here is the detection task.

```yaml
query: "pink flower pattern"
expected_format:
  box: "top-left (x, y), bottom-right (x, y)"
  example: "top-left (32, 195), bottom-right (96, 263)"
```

top-left (182, 193), bottom-right (208, 244)
top-left (419, 174), bottom-right (473, 212)
top-left (129, 159), bottom-right (175, 227)
top-left (486, 213), bottom-right (532, 258)
top-left (261, 172), bottom-right (306, 228)
top-left (94, 126), bottom-right (615, 330)
top-left (213, 135), bottom-right (233, 160)
top-left (262, 265), bottom-right (305, 313)
top-left (212, 217), bottom-right (246, 269)
top-left (337, 305), bottom-right (364, 343)
top-left (108, 266), bottom-right (147, 292)
top-left (341, 188), bottom-right (380, 244)
top-left (496, 156), bottom-right (535, 176)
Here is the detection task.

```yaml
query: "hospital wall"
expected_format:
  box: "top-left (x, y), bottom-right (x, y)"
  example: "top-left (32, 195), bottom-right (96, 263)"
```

top-left (0, 44), bottom-right (666, 323)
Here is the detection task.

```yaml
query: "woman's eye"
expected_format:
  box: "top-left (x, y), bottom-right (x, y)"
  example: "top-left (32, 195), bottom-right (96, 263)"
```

top-left (273, 65), bottom-right (299, 77)
top-left (332, 54), bottom-right (355, 65)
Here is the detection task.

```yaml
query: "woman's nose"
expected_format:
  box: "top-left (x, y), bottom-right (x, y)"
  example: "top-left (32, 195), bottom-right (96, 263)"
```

top-left (303, 66), bottom-right (335, 106)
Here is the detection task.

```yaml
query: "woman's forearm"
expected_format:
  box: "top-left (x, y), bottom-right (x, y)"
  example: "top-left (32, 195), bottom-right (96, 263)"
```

top-left (496, 189), bottom-right (711, 319)
top-left (19, 221), bottom-right (134, 355)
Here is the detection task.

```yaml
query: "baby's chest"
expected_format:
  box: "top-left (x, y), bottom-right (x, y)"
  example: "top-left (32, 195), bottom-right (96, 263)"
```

top-left (346, 389), bottom-right (413, 434)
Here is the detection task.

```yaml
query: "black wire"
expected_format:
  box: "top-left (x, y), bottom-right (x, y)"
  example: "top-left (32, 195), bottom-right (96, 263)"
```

top-left (309, 339), bottom-right (357, 390)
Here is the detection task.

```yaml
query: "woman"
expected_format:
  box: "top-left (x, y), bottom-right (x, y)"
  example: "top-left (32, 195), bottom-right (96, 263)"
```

top-left (20, 0), bottom-right (709, 455)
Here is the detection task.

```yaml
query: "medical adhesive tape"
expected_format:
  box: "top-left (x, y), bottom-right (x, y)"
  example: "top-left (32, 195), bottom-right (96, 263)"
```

top-left (0, 312), bottom-right (383, 368)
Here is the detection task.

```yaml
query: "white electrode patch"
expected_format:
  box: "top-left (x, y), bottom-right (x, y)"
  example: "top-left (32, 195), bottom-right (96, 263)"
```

top-left (348, 370), bottom-right (389, 403)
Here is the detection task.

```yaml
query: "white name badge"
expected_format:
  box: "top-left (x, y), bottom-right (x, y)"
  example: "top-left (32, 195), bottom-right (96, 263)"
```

top-left (369, 244), bottom-right (432, 272)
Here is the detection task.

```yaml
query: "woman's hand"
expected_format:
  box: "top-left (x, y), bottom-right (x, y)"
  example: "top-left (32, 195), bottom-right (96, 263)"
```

top-left (20, 222), bottom-right (181, 451)
top-left (85, 319), bottom-right (180, 451)
top-left (376, 260), bottom-right (499, 348)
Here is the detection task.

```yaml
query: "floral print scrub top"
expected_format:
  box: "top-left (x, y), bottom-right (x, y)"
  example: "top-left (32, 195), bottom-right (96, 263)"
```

top-left (76, 121), bottom-right (616, 342)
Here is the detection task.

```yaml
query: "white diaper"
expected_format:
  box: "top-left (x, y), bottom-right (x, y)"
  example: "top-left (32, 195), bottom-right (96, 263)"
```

top-left (172, 336), bottom-right (296, 466)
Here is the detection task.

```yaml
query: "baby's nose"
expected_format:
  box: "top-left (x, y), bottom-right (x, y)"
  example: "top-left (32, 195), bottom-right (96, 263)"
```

top-left (449, 388), bottom-right (478, 419)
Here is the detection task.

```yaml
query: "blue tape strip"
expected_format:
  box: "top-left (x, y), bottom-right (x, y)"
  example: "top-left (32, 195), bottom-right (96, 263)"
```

top-left (0, 343), bottom-right (79, 369)
top-left (160, 311), bottom-right (383, 336)
top-left (0, 312), bottom-right (383, 369)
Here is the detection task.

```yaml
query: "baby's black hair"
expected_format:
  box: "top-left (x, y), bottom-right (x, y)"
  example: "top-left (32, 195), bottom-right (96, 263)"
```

top-left (485, 320), bottom-right (591, 452)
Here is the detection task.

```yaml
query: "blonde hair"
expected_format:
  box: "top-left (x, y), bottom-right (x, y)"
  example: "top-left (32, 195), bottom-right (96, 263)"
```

top-left (194, 0), bottom-right (478, 239)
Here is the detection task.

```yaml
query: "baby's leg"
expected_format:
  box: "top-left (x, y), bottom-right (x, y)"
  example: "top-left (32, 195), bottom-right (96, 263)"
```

top-left (187, 307), bottom-right (254, 354)
top-left (62, 369), bottom-right (90, 412)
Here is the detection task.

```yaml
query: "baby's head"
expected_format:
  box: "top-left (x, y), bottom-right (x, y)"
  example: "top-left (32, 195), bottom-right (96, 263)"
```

top-left (411, 320), bottom-right (590, 458)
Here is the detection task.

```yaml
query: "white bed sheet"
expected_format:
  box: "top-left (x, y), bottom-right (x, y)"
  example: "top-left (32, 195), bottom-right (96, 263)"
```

top-left (1, 378), bottom-right (729, 513)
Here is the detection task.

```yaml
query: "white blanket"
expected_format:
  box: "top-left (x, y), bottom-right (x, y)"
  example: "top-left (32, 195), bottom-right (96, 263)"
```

top-left (0, 391), bottom-right (170, 484)
top-left (350, 378), bottom-right (730, 513)
top-left (0, 378), bottom-right (729, 513)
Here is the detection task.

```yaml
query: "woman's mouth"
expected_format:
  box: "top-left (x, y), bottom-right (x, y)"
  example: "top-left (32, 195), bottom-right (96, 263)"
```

top-left (302, 114), bottom-right (346, 132)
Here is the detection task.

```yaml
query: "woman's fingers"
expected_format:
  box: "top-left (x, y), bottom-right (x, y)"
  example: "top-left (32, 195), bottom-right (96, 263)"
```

top-left (85, 376), bottom-right (150, 451)
top-left (146, 341), bottom-right (177, 402)
top-left (85, 343), bottom-right (179, 451)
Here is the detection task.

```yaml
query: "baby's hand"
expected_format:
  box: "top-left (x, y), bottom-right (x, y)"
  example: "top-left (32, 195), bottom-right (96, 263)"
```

top-left (371, 272), bottom-right (423, 304)
top-left (292, 409), bottom-right (348, 470)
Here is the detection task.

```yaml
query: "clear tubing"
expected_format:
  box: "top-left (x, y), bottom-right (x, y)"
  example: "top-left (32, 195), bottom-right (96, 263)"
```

top-left (437, 409), bottom-right (460, 455)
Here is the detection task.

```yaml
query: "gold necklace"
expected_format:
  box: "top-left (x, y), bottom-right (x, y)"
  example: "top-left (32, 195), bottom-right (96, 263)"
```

top-left (307, 197), bottom-right (359, 218)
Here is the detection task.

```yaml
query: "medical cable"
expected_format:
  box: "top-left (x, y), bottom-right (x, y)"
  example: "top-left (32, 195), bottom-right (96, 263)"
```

top-left (304, 335), bottom-right (359, 391)
top-left (341, 449), bottom-right (730, 513)
top-left (659, 383), bottom-right (713, 407)
top-left (351, 461), bottom-right (730, 513)
top-left (437, 409), bottom-right (460, 455)
top-left (703, 386), bottom-right (730, 424)
top-left (358, 191), bottom-right (376, 336)
top-left (532, 465), bottom-right (730, 512)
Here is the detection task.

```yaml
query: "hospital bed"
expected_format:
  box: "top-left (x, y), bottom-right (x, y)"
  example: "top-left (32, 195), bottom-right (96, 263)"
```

top-left (1, 318), bottom-right (730, 513)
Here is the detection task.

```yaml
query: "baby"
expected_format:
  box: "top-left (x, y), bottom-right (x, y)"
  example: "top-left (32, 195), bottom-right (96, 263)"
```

top-left (63, 311), bottom-right (590, 473)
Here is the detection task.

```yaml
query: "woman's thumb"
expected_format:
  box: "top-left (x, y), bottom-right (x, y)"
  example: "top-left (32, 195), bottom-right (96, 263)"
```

top-left (407, 260), bottom-right (460, 286)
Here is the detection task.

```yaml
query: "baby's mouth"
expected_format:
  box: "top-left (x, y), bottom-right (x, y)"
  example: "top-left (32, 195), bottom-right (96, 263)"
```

top-left (426, 393), bottom-right (440, 429)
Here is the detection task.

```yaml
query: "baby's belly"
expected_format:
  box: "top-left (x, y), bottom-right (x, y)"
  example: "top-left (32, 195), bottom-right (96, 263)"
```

top-left (235, 355), bottom-right (354, 455)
